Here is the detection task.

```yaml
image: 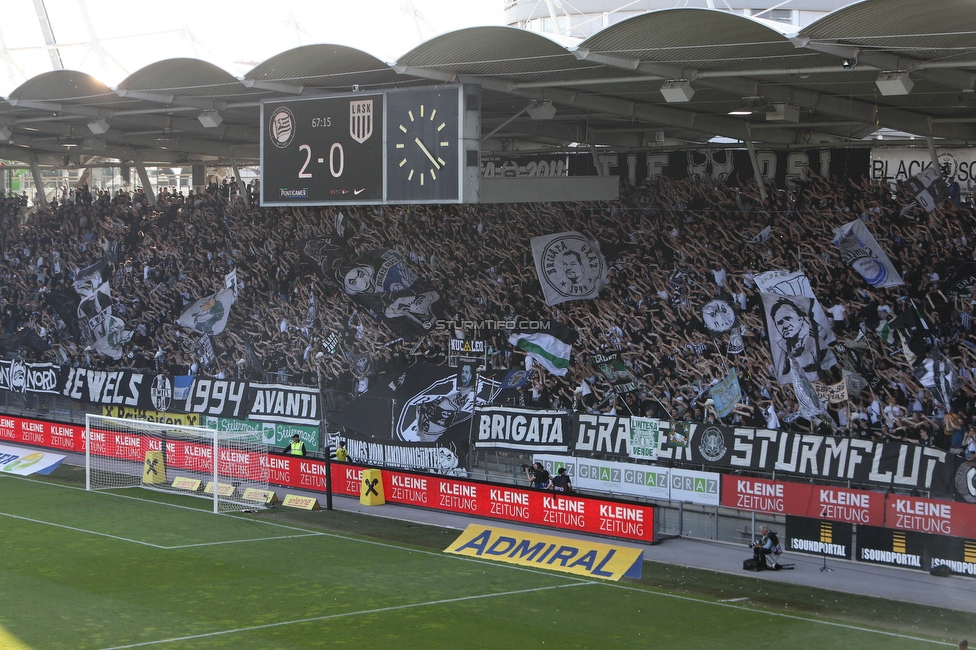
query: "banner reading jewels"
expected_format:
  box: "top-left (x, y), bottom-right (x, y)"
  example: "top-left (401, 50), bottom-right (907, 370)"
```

top-left (658, 423), bottom-right (956, 494)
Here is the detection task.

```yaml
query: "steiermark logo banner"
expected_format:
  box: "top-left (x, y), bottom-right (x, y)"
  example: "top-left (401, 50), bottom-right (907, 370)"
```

top-left (205, 417), bottom-right (319, 452)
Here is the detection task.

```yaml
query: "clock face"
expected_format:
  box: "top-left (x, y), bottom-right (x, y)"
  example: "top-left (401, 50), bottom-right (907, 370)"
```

top-left (386, 88), bottom-right (460, 202)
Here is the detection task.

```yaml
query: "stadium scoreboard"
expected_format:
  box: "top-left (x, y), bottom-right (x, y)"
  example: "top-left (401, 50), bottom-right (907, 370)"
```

top-left (261, 85), bottom-right (481, 206)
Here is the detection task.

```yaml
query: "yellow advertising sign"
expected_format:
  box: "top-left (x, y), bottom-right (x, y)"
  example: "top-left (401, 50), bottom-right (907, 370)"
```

top-left (243, 488), bottom-right (279, 505)
top-left (359, 468), bottom-right (385, 506)
top-left (172, 477), bottom-right (201, 491)
top-left (102, 406), bottom-right (200, 427)
top-left (142, 451), bottom-right (166, 485)
top-left (203, 481), bottom-right (235, 497)
top-left (445, 524), bottom-right (643, 581)
top-left (282, 494), bottom-right (321, 510)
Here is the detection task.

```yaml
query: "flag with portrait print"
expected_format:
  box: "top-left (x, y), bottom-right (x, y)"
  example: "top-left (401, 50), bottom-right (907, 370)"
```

top-left (531, 231), bottom-right (608, 306)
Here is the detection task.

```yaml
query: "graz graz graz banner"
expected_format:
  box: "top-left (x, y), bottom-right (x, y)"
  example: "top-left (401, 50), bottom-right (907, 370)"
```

top-left (661, 423), bottom-right (955, 494)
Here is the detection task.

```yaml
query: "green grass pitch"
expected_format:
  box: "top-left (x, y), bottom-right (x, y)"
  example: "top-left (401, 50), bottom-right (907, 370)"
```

top-left (0, 467), bottom-right (967, 649)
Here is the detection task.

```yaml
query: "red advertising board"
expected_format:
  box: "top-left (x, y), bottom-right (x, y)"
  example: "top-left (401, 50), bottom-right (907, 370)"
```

top-left (885, 494), bottom-right (976, 539)
top-left (0, 415), bottom-right (82, 452)
top-left (721, 475), bottom-right (885, 527)
top-left (288, 460), bottom-right (655, 543)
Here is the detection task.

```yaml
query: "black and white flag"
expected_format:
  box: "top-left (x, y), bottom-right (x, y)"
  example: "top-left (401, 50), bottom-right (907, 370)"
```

top-left (905, 166), bottom-right (950, 212)
top-left (914, 351), bottom-right (958, 412)
top-left (762, 293), bottom-right (837, 385)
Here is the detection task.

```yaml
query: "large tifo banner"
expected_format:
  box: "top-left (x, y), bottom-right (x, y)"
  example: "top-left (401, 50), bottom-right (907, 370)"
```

top-left (534, 454), bottom-right (719, 506)
top-left (0, 365), bottom-right (321, 427)
top-left (658, 423), bottom-right (956, 495)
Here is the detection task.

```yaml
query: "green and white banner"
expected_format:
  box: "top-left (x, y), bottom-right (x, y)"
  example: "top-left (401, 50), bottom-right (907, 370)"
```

top-left (533, 453), bottom-right (720, 505)
top-left (628, 416), bottom-right (660, 461)
top-left (205, 417), bottom-right (319, 452)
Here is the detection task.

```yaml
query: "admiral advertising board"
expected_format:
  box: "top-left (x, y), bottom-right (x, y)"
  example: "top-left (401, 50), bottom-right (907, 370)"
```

top-left (785, 516), bottom-right (853, 560)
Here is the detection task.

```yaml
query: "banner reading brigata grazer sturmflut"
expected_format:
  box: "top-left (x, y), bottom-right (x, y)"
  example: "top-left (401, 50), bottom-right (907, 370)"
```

top-left (660, 422), bottom-right (955, 494)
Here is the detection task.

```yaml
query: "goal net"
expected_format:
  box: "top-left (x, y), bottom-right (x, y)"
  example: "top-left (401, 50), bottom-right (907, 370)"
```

top-left (85, 414), bottom-right (270, 513)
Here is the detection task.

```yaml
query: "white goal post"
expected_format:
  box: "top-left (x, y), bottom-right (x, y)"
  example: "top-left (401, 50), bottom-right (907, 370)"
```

top-left (85, 414), bottom-right (270, 513)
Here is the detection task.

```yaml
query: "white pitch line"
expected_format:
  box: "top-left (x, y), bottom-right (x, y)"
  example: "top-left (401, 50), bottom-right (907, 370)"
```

top-left (164, 532), bottom-right (325, 549)
top-left (603, 582), bottom-right (954, 647)
top-left (98, 582), bottom-right (593, 649)
top-left (0, 511), bottom-right (169, 549)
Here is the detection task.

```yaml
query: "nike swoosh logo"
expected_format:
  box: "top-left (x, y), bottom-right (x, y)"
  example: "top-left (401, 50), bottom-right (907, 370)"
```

top-left (354, 188), bottom-right (366, 195)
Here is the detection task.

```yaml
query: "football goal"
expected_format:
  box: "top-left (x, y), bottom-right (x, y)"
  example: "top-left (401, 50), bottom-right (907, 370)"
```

top-left (85, 414), bottom-right (270, 513)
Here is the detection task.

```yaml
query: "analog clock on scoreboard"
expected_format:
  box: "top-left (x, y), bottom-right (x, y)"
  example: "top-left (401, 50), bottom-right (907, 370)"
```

top-left (385, 86), bottom-right (461, 203)
top-left (261, 93), bottom-right (383, 205)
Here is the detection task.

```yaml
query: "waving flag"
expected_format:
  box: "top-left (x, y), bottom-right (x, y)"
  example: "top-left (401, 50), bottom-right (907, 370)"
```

top-left (905, 166), bottom-right (950, 212)
top-left (833, 220), bottom-right (904, 288)
top-left (178, 288), bottom-right (236, 335)
top-left (531, 232), bottom-right (607, 306)
top-left (509, 321), bottom-right (578, 377)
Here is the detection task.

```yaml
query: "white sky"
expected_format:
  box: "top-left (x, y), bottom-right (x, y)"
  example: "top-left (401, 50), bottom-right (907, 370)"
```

top-left (0, 0), bottom-right (506, 96)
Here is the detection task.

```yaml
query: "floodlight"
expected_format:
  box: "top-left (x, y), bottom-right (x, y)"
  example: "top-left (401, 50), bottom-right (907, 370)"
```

top-left (198, 111), bottom-right (223, 128)
top-left (87, 118), bottom-right (110, 134)
top-left (875, 72), bottom-right (914, 96)
top-left (660, 80), bottom-right (694, 103)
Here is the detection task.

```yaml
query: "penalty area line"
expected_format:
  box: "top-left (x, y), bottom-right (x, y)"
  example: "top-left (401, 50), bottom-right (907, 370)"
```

top-left (0, 511), bottom-right (169, 549)
top-left (98, 582), bottom-right (594, 649)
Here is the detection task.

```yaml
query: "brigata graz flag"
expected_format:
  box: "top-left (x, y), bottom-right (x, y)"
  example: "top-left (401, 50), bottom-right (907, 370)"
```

top-left (531, 231), bottom-right (607, 305)
top-left (509, 321), bottom-right (578, 377)
top-left (832, 220), bottom-right (904, 288)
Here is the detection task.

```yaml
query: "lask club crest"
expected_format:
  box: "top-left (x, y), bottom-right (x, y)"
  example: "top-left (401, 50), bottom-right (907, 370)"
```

top-left (349, 100), bottom-right (373, 144)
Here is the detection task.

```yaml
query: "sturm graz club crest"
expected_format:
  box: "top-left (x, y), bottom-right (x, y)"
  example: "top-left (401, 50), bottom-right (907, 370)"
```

top-left (698, 426), bottom-right (728, 462)
top-left (269, 106), bottom-right (296, 149)
top-left (150, 374), bottom-right (173, 412)
top-left (349, 99), bottom-right (373, 144)
top-left (956, 459), bottom-right (976, 504)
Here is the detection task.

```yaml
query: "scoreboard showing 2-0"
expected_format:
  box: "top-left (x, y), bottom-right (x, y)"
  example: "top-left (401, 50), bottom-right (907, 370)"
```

top-left (262, 93), bottom-right (384, 205)
top-left (261, 85), bottom-right (481, 206)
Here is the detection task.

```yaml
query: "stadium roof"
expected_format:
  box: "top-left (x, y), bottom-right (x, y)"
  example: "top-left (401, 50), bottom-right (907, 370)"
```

top-left (1, 0), bottom-right (974, 168)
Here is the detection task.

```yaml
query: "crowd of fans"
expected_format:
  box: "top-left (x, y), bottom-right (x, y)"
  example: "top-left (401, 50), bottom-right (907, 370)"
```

top-left (1, 165), bottom-right (975, 459)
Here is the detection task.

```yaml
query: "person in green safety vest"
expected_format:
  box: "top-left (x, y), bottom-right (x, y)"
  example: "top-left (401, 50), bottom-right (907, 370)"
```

top-left (286, 434), bottom-right (307, 456)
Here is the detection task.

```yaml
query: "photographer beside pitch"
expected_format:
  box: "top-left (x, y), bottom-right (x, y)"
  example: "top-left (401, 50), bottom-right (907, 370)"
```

top-left (753, 525), bottom-right (783, 570)
top-left (523, 462), bottom-right (551, 489)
